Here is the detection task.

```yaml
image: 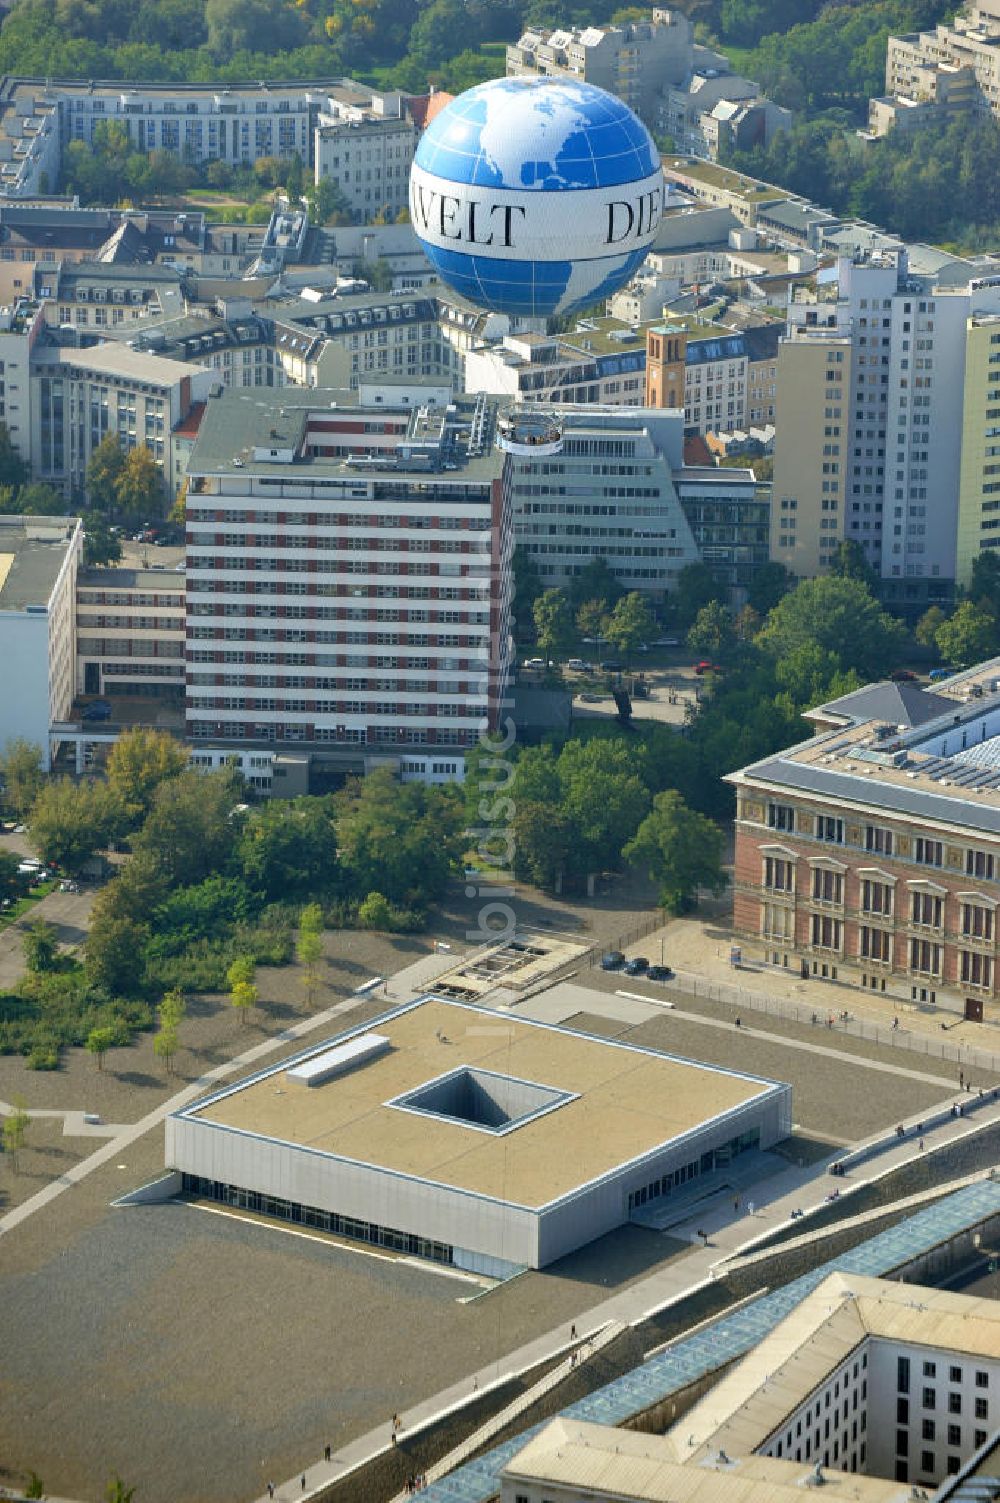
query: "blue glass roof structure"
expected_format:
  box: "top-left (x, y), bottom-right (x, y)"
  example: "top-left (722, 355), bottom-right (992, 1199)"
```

top-left (418, 1180), bottom-right (1000, 1503)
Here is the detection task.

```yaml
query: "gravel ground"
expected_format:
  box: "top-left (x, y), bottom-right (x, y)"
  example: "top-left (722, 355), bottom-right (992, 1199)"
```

top-left (0, 1155), bottom-right (686, 1503)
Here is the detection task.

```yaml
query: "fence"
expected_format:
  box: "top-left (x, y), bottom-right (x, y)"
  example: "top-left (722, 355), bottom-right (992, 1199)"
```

top-left (664, 968), bottom-right (1000, 1078)
top-left (588, 908), bottom-right (668, 963)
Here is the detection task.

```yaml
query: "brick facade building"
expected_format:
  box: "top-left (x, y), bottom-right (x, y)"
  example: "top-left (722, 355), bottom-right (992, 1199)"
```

top-left (729, 664), bottom-right (1000, 1020)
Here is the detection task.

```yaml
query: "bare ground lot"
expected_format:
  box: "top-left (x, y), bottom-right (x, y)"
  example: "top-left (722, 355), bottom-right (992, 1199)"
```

top-left (0, 878), bottom-right (977, 1502)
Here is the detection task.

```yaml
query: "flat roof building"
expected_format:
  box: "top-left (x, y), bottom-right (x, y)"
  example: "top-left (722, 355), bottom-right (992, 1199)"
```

top-left (168, 995), bottom-right (791, 1275)
top-left (0, 514), bottom-right (81, 769)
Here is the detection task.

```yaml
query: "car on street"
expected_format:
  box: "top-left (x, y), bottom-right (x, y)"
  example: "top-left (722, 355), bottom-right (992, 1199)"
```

top-left (522, 657), bottom-right (545, 670)
top-left (890, 668), bottom-right (917, 682)
top-left (694, 661), bottom-right (723, 676)
top-left (579, 691), bottom-right (603, 702)
top-left (566, 658), bottom-right (588, 671)
top-left (600, 660), bottom-right (624, 673)
top-left (647, 964), bottom-right (673, 981)
top-left (600, 949), bottom-right (625, 970)
top-left (929, 666), bottom-right (955, 680)
top-left (623, 955), bottom-right (649, 975)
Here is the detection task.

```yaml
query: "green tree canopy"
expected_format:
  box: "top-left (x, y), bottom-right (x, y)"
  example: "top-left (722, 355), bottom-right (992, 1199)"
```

top-left (567, 556), bottom-right (625, 613)
top-left (556, 738), bottom-right (651, 874)
top-left (23, 919), bottom-right (58, 973)
top-left (85, 909), bottom-right (149, 996)
top-left (86, 433), bottom-right (126, 516)
top-left (105, 727), bottom-right (189, 826)
top-left (511, 801), bottom-right (573, 891)
top-left (576, 598), bottom-right (609, 641)
top-left (669, 562), bottom-right (722, 629)
top-left (29, 778), bottom-right (122, 872)
top-left (687, 600), bottom-right (736, 659)
top-left (0, 421), bottom-right (27, 488)
top-left (604, 591), bottom-right (655, 660)
top-left (532, 587), bottom-right (574, 663)
top-left (511, 546), bottom-right (544, 641)
top-left (747, 560), bottom-right (794, 617)
top-left (624, 789), bottom-right (727, 914)
top-left (239, 797), bottom-right (338, 902)
top-left (757, 575), bottom-right (906, 681)
top-left (915, 604), bottom-right (948, 654)
top-left (132, 767), bottom-right (242, 886)
top-left (115, 443), bottom-right (163, 524)
top-left (1, 737), bottom-right (43, 820)
top-left (85, 1023), bottom-right (116, 1070)
top-left (333, 770), bottom-right (463, 907)
top-left (935, 600), bottom-right (998, 668)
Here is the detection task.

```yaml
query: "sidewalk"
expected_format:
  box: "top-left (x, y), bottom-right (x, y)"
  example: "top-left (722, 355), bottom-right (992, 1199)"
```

top-left (610, 915), bottom-right (1000, 1074)
top-left (255, 1097), bottom-right (1000, 1503)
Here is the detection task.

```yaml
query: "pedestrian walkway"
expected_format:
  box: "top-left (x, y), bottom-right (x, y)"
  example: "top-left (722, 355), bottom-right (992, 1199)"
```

top-left (254, 1096), bottom-right (1000, 1503)
top-left (656, 914), bottom-right (1000, 1061)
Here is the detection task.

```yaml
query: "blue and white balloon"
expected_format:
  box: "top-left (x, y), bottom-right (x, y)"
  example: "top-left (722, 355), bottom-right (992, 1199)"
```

top-left (410, 76), bottom-right (663, 319)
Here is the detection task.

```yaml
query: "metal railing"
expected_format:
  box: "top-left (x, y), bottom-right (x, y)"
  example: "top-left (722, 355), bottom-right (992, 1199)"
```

top-left (662, 968), bottom-right (1000, 1077)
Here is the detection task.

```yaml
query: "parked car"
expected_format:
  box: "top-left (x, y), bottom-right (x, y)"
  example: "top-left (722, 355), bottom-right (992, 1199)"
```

top-left (890, 668), bottom-right (917, 682)
top-left (632, 680), bottom-right (650, 699)
top-left (579, 691), bottom-right (603, 702)
top-left (694, 661), bottom-right (722, 676)
top-left (647, 964), bottom-right (673, 981)
top-left (600, 660), bottom-right (624, 673)
top-left (653, 636), bottom-right (680, 647)
top-left (600, 950), bottom-right (625, 970)
top-left (929, 666), bottom-right (955, 681)
top-left (566, 658), bottom-right (588, 672)
top-left (623, 955), bottom-right (649, 975)
top-left (522, 657), bottom-right (545, 670)
top-left (81, 699), bottom-right (112, 721)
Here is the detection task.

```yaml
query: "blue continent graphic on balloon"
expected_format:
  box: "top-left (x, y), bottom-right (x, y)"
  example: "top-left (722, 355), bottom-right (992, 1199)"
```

top-left (411, 76), bottom-right (662, 318)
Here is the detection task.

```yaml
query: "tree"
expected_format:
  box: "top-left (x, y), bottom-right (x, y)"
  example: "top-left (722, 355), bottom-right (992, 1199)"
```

top-left (935, 600), bottom-right (998, 669)
top-left (687, 600), bottom-right (735, 659)
top-left (83, 512), bottom-right (123, 567)
top-left (357, 890), bottom-right (394, 929)
top-left (0, 848), bottom-right (23, 901)
top-left (532, 588), bottom-right (574, 663)
top-left (106, 728), bottom-right (188, 826)
top-left (747, 561), bottom-right (793, 616)
top-left (511, 802), bottom-right (573, 890)
top-left (307, 175), bottom-right (350, 225)
top-left (915, 605), bottom-right (947, 654)
top-left (1, 737), bottom-right (43, 820)
top-left (153, 1022), bottom-right (178, 1073)
top-left (829, 537), bottom-right (877, 589)
top-left (0, 421), bottom-right (27, 488)
top-left (133, 768), bottom-right (242, 886)
top-left (670, 562), bottom-right (721, 628)
top-left (334, 771), bottom-right (463, 907)
top-left (624, 789), bottom-right (727, 914)
top-left (238, 798), bottom-right (338, 902)
top-left (230, 978), bottom-right (257, 1026)
top-left (17, 481), bottom-right (64, 515)
top-left (86, 433), bottom-right (125, 517)
top-left (296, 906), bottom-right (324, 1008)
top-left (511, 546), bottom-right (544, 641)
top-left (105, 1476), bottom-right (136, 1503)
top-left (86, 1024), bottom-right (116, 1071)
top-left (23, 919), bottom-right (58, 973)
top-left (604, 591), bottom-right (655, 661)
top-left (85, 909), bottom-right (149, 996)
top-left (576, 598), bottom-right (609, 641)
top-left (24, 1472), bottom-right (44, 1500)
top-left (28, 778), bottom-right (122, 873)
top-left (227, 955), bottom-right (256, 990)
top-left (757, 576), bottom-right (906, 681)
top-left (115, 444), bottom-right (163, 524)
top-left (2, 1098), bottom-right (30, 1173)
top-left (556, 738), bottom-right (650, 875)
top-left (567, 556), bottom-right (624, 613)
top-left (205, 0), bottom-right (306, 56)
top-left (968, 551), bottom-right (1000, 615)
top-left (155, 987), bottom-right (185, 1071)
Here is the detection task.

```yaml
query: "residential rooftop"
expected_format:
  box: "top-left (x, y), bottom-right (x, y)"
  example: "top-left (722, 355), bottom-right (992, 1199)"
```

top-left (0, 515), bottom-right (79, 611)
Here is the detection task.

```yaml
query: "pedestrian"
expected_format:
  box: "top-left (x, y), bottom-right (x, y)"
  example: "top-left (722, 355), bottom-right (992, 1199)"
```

top-left (324, 1444), bottom-right (331, 1462)
top-left (391, 1431), bottom-right (397, 1447)
top-left (960, 1069), bottom-right (965, 1087)
top-left (735, 1016), bottom-right (742, 1029)
top-left (827, 1013), bottom-right (834, 1029)
top-left (267, 1485), bottom-right (275, 1501)
top-left (301, 1476), bottom-right (306, 1493)
top-left (919, 1137), bottom-right (925, 1151)
top-left (747, 1199), bottom-right (755, 1215)
top-left (733, 1195), bottom-right (740, 1213)
top-left (570, 1323), bottom-right (577, 1339)
top-left (892, 1016), bottom-right (899, 1031)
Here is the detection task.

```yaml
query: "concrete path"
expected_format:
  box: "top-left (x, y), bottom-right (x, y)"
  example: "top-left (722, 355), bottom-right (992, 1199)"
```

top-left (517, 979), bottom-right (959, 1089)
top-left (256, 1097), bottom-right (1000, 1503)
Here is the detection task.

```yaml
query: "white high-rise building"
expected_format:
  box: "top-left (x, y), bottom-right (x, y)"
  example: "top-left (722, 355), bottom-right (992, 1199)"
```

top-left (183, 387), bottom-right (512, 784)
